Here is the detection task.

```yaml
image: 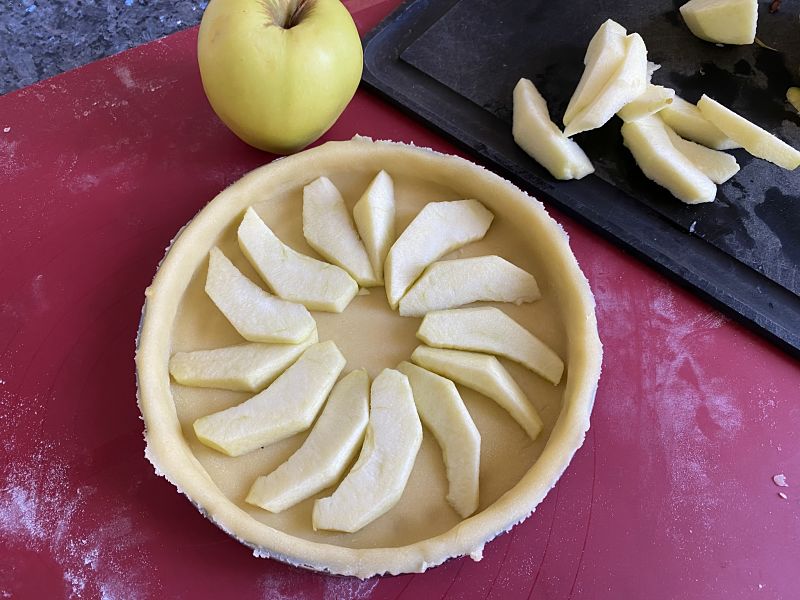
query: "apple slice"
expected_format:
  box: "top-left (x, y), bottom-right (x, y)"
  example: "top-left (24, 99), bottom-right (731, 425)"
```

top-left (512, 79), bottom-right (594, 181)
top-left (312, 369), bottom-right (422, 533)
top-left (398, 255), bottom-right (540, 317)
top-left (384, 200), bottom-right (494, 309)
top-left (169, 330), bottom-right (319, 392)
top-left (659, 95), bottom-right (738, 150)
top-left (396, 361), bottom-right (480, 518)
top-left (679, 0), bottom-right (757, 45)
top-left (563, 33), bottom-right (649, 138)
top-left (563, 19), bottom-right (628, 126)
top-left (193, 341), bottom-right (346, 457)
top-left (411, 345), bottom-right (543, 441)
top-left (303, 177), bottom-right (378, 287)
top-left (697, 95), bottom-right (800, 171)
top-left (417, 307), bottom-right (564, 385)
top-left (664, 122), bottom-right (740, 184)
top-left (621, 115), bottom-right (717, 204)
top-left (205, 247), bottom-right (316, 344)
top-left (238, 207), bottom-right (358, 313)
top-left (352, 170), bottom-right (396, 285)
top-left (246, 369), bottom-right (369, 513)
top-left (788, 88), bottom-right (800, 113)
top-left (617, 85), bottom-right (675, 122)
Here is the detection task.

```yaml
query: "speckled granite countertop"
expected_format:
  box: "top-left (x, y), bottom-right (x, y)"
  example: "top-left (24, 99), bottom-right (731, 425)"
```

top-left (0, 0), bottom-right (208, 95)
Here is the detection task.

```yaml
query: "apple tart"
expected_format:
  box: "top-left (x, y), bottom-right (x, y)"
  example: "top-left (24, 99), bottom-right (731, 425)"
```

top-left (135, 137), bottom-right (602, 578)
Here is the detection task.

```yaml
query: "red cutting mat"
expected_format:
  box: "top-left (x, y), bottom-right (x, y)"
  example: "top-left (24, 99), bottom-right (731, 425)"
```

top-left (1, 2), bottom-right (798, 598)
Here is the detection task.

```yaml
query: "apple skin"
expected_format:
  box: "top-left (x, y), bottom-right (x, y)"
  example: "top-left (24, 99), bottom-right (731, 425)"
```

top-left (198, 0), bottom-right (363, 154)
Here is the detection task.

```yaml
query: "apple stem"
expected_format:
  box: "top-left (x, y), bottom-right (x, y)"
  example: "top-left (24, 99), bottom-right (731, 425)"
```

top-left (263, 0), bottom-right (316, 29)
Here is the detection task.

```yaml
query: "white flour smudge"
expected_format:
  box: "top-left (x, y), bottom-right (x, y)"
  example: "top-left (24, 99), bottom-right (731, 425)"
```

top-left (0, 425), bottom-right (154, 598)
top-left (113, 65), bottom-right (136, 90)
top-left (258, 568), bottom-right (379, 600)
top-left (322, 576), bottom-right (378, 600)
top-left (592, 275), bottom-right (742, 540)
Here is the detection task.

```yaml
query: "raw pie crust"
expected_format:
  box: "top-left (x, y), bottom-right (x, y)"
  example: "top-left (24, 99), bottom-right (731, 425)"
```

top-left (135, 137), bottom-right (603, 578)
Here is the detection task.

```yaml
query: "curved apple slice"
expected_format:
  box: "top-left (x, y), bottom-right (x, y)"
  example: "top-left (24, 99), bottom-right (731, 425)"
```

top-left (617, 84), bottom-right (675, 122)
top-left (193, 341), bottom-right (346, 457)
top-left (303, 177), bottom-right (378, 287)
top-left (312, 369), bottom-right (422, 533)
top-left (205, 247), bottom-right (315, 344)
top-left (397, 361), bottom-right (480, 518)
top-left (246, 369), bottom-right (369, 513)
top-left (664, 124), bottom-right (739, 184)
top-left (238, 207), bottom-right (358, 313)
top-left (398, 256), bottom-right (540, 317)
top-left (697, 95), bottom-right (800, 171)
top-left (411, 345), bottom-right (543, 441)
top-left (352, 170), bottom-right (396, 284)
top-left (659, 95), bottom-right (738, 150)
top-left (563, 19), bottom-right (628, 126)
top-left (621, 115), bottom-right (717, 204)
top-left (417, 307), bottom-right (564, 385)
top-left (384, 200), bottom-right (494, 309)
top-left (169, 330), bottom-right (318, 392)
top-left (513, 79), bottom-right (594, 181)
top-left (563, 33), bottom-right (649, 138)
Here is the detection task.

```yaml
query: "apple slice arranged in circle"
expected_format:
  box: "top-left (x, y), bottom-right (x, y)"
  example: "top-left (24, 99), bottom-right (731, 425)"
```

top-left (205, 247), bottom-right (315, 344)
top-left (169, 330), bottom-right (318, 392)
top-left (352, 170), bottom-right (396, 285)
top-left (411, 345), bottom-right (543, 441)
top-left (246, 369), bottom-right (370, 513)
top-left (303, 177), bottom-right (379, 287)
top-left (238, 207), bottom-right (358, 312)
top-left (312, 369), bottom-right (422, 533)
top-left (193, 341), bottom-right (346, 457)
top-left (398, 256), bottom-right (540, 317)
top-left (384, 199), bottom-right (494, 309)
top-left (397, 361), bottom-right (480, 518)
top-left (417, 307), bottom-right (564, 385)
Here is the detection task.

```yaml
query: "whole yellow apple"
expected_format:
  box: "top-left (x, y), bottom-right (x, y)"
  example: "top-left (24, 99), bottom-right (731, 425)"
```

top-left (198, 0), bottom-right (363, 154)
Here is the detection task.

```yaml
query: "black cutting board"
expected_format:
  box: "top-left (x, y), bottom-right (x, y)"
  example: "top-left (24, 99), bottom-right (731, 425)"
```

top-left (362, 0), bottom-right (800, 356)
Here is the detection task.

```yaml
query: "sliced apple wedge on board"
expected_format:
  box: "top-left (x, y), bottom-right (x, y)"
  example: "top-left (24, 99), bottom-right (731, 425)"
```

top-left (621, 115), bottom-right (717, 204)
top-left (563, 33), bottom-right (649, 138)
top-left (352, 170), bottom-right (396, 285)
top-left (563, 19), bottom-right (628, 126)
top-left (246, 369), bottom-right (369, 513)
top-left (679, 0), bottom-right (757, 45)
top-left (313, 369), bottom-right (422, 533)
top-left (512, 79), bottom-right (594, 181)
top-left (238, 207), bottom-right (358, 312)
top-left (205, 247), bottom-right (316, 344)
top-left (398, 255), bottom-right (540, 317)
top-left (664, 124), bottom-right (739, 184)
top-left (169, 330), bottom-right (318, 392)
top-left (659, 95), bottom-right (738, 150)
top-left (193, 341), bottom-right (346, 457)
top-left (303, 177), bottom-right (378, 287)
top-left (411, 345), bottom-right (543, 441)
top-left (617, 84), bottom-right (675, 122)
top-left (384, 199), bottom-right (494, 309)
top-left (697, 95), bottom-right (800, 171)
top-left (417, 307), bottom-right (564, 385)
top-left (397, 361), bottom-right (480, 518)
